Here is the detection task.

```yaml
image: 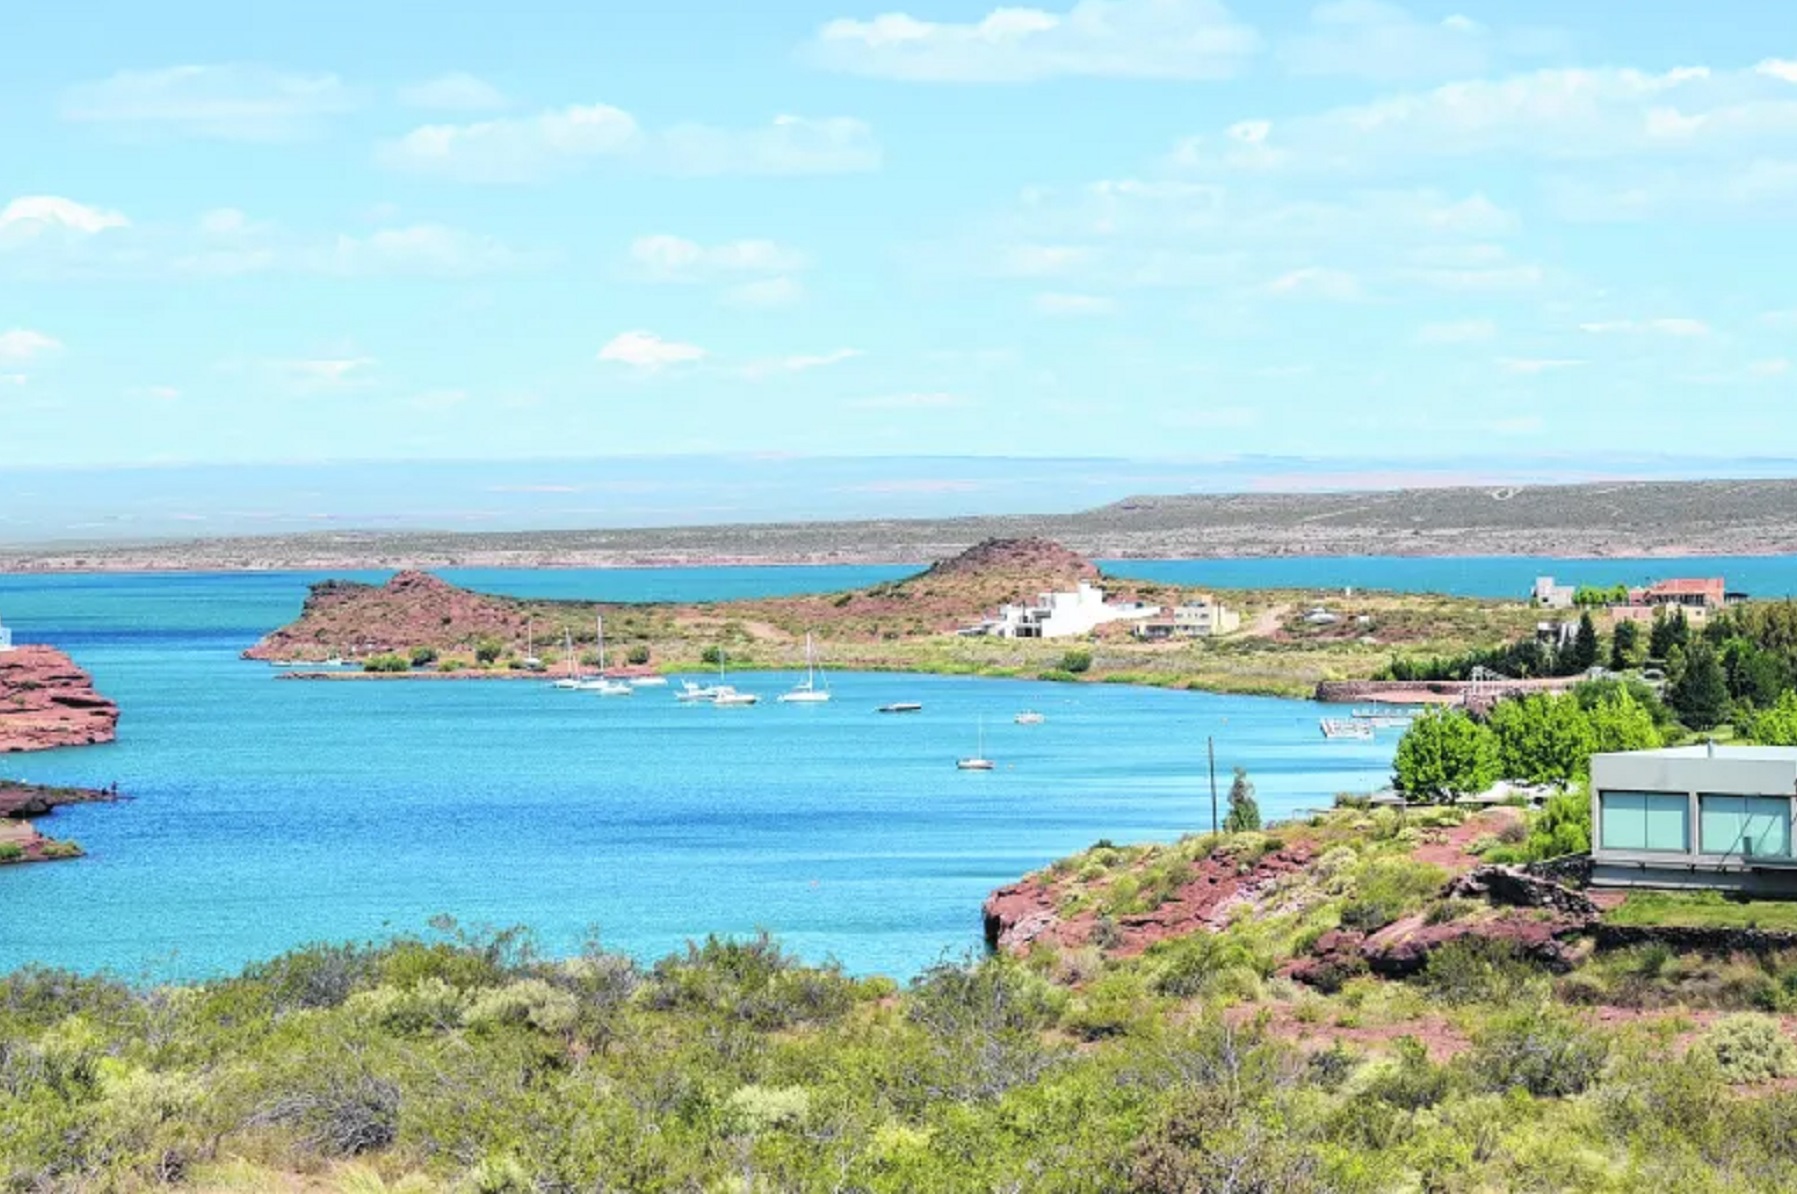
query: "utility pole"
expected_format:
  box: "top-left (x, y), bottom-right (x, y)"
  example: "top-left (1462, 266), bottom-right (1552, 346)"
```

top-left (1208, 735), bottom-right (1218, 836)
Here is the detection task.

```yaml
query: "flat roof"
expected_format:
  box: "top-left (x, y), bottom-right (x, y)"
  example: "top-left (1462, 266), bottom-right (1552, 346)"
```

top-left (1593, 745), bottom-right (1797, 763)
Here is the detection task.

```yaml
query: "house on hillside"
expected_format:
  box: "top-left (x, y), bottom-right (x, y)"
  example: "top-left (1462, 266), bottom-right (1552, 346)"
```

top-left (976, 582), bottom-right (1160, 640)
top-left (1631, 577), bottom-right (1727, 612)
top-left (1132, 595), bottom-right (1242, 641)
top-left (1533, 577), bottom-right (1576, 609)
top-left (1590, 744), bottom-right (1797, 894)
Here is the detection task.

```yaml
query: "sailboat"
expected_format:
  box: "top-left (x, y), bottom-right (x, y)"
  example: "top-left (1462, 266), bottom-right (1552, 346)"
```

top-left (708, 647), bottom-right (759, 705)
top-left (957, 717), bottom-right (995, 770)
top-left (586, 615), bottom-right (633, 696)
top-left (522, 619), bottom-right (543, 672)
top-left (777, 633), bottom-right (831, 704)
top-left (552, 629), bottom-right (582, 689)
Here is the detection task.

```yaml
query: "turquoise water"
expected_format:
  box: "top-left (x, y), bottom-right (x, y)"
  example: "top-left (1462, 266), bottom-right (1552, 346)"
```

top-left (3, 553), bottom-right (1794, 982)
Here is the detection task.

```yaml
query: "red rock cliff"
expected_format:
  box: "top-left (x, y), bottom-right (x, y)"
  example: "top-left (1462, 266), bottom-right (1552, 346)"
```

top-left (0, 645), bottom-right (120, 753)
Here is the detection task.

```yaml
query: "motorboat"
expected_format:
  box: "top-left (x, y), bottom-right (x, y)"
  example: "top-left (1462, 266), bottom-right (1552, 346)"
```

top-left (878, 702), bottom-right (923, 714)
top-left (712, 687), bottom-right (759, 707)
top-left (1014, 711), bottom-right (1046, 725)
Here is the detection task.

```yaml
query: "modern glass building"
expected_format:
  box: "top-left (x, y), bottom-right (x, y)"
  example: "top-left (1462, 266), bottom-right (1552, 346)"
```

top-left (1590, 745), bottom-right (1797, 893)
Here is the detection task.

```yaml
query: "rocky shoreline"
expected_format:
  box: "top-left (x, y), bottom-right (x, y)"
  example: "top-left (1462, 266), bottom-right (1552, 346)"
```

top-left (0, 645), bottom-right (121, 864)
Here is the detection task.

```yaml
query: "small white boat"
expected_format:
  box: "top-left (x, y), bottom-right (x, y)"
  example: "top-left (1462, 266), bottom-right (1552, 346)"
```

top-left (590, 616), bottom-right (633, 697)
top-left (712, 687), bottom-right (760, 707)
top-left (879, 702), bottom-right (923, 714)
top-left (778, 633), bottom-right (831, 704)
top-left (957, 718), bottom-right (995, 770)
top-left (552, 629), bottom-right (584, 689)
top-left (629, 675), bottom-right (669, 688)
top-left (1014, 711), bottom-right (1046, 725)
top-left (1320, 718), bottom-right (1375, 740)
top-left (675, 681), bottom-right (719, 703)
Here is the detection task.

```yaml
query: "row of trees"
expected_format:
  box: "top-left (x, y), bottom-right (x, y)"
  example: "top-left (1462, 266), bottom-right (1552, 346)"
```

top-left (1393, 684), bottom-right (1665, 800)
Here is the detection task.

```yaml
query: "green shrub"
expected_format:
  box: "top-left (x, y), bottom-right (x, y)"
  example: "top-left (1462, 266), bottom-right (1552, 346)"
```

top-left (474, 638), bottom-right (504, 665)
top-left (464, 979), bottom-right (578, 1036)
top-left (1701, 1014), bottom-right (1797, 1083)
top-left (700, 646), bottom-right (724, 665)
top-left (0, 841), bottom-right (25, 862)
top-left (1037, 669), bottom-right (1081, 683)
top-left (1059, 649), bottom-right (1093, 674)
top-left (362, 653), bottom-right (410, 673)
top-left (626, 645), bottom-right (651, 666)
top-left (721, 1085), bottom-right (810, 1136)
top-left (1469, 1008), bottom-right (1609, 1097)
top-left (1339, 859), bottom-right (1448, 933)
top-left (409, 646), bottom-right (438, 667)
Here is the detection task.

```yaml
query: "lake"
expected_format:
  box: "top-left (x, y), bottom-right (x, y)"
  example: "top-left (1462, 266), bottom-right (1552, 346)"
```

top-left (3, 553), bottom-right (1794, 981)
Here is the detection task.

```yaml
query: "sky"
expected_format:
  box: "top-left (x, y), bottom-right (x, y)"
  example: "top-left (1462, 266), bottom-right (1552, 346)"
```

top-left (3, 0), bottom-right (1797, 484)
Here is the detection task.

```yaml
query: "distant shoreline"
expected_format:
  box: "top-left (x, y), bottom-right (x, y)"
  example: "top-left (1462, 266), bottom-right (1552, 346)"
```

top-left (5, 478), bottom-right (1795, 573)
top-left (2, 543), bottom-right (1791, 577)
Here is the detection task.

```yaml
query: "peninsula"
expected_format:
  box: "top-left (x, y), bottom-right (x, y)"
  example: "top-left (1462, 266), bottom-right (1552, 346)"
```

top-left (247, 538), bottom-right (1541, 699)
top-left (7, 477), bottom-right (1796, 572)
top-left (0, 644), bottom-right (120, 864)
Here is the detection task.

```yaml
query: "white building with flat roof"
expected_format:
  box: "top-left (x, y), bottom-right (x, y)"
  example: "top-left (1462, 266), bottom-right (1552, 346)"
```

top-left (986, 582), bottom-right (1159, 640)
top-left (1590, 744), bottom-right (1797, 894)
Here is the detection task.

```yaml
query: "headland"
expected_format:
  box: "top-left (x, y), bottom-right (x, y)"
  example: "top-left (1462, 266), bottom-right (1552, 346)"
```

top-left (0, 644), bottom-right (121, 864)
top-left (245, 538), bottom-right (1544, 699)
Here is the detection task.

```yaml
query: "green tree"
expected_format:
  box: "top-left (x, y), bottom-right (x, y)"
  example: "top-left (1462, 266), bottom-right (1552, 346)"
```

top-left (409, 646), bottom-right (438, 668)
top-left (1223, 768), bottom-right (1260, 832)
top-left (626, 645), bottom-right (652, 666)
top-left (1609, 620), bottom-right (1644, 671)
top-left (1488, 694), bottom-right (1597, 786)
top-left (1393, 709), bottom-right (1501, 803)
top-left (474, 638), bottom-right (504, 665)
top-left (1669, 637), bottom-right (1729, 731)
top-left (1649, 608), bottom-right (1690, 660)
top-left (1059, 649), bottom-right (1093, 674)
top-left (1586, 692), bottom-right (1664, 755)
top-left (1567, 612), bottom-right (1600, 673)
top-left (1744, 691), bottom-right (1797, 746)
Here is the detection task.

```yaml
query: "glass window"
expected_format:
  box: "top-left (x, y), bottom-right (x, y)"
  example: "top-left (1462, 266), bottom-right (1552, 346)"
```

top-left (1700, 796), bottom-right (1792, 859)
top-left (1599, 791), bottom-right (1690, 854)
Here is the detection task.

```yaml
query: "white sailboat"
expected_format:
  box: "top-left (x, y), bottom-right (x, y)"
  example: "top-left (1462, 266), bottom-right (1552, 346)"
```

top-left (957, 717), bottom-right (995, 770)
top-left (522, 618), bottom-right (543, 672)
top-left (587, 615), bottom-right (633, 696)
top-left (552, 629), bottom-right (582, 689)
top-left (777, 633), bottom-right (831, 704)
top-left (707, 647), bottom-right (759, 705)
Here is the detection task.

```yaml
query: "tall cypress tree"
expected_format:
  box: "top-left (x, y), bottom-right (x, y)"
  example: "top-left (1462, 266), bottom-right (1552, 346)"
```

top-left (1610, 620), bottom-right (1642, 671)
top-left (1568, 612), bottom-right (1600, 673)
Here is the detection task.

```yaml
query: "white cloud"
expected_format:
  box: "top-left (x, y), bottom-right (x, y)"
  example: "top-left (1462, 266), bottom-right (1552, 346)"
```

top-left (848, 391), bottom-right (961, 409)
top-left (656, 116), bottom-right (880, 176)
top-left (1760, 59), bottom-right (1797, 84)
top-left (628, 235), bottom-right (808, 281)
top-left (1279, 0), bottom-right (1543, 83)
top-left (597, 331), bottom-right (707, 370)
top-left (1033, 292), bottom-right (1116, 315)
top-left (804, 0), bottom-right (1260, 82)
top-left (281, 357), bottom-right (375, 390)
top-left (741, 348), bottom-right (863, 378)
top-left (1500, 357), bottom-right (1584, 374)
top-left (399, 73), bottom-right (509, 111)
top-left (0, 196), bottom-right (130, 241)
top-left (1749, 358), bottom-right (1792, 378)
top-left (722, 277), bottom-right (806, 308)
top-left (0, 329), bottom-right (64, 361)
top-left (1417, 318), bottom-right (1497, 343)
top-left (1265, 266), bottom-right (1362, 300)
top-left (1550, 159), bottom-right (1797, 221)
top-left (1166, 63), bottom-right (1797, 177)
top-left (62, 65), bottom-right (355, 140)
top-left (378, 103), bottom-right (640, 183)
top-left (1578, 317), bottom-right (1710, 336)
top-left (379, 106), bottom-right (877, 181)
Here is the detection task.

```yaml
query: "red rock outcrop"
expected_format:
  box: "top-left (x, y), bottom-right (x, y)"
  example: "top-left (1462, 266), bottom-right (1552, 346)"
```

top-left (0, 646), bottom-right (119, 753)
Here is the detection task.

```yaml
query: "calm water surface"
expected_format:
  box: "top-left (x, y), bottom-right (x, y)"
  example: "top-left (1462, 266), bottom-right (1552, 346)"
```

top-left (3, 554), bottom-right (1793, 981)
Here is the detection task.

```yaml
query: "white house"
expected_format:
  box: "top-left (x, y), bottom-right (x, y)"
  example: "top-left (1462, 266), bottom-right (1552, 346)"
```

top-left (1173, 596), bottom-right (1241, 638)
top-left (1533, 576), bottom-right (1576, 609)
top-left (985, 582), bottom-right (1160, 640)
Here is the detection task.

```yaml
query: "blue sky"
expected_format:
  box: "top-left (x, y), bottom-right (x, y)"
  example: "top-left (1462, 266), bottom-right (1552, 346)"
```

top-left (4, 0), bottom-right (1796, 477)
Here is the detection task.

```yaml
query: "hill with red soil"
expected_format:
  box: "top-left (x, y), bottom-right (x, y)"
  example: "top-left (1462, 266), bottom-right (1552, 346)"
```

top-left (247, 540), bottom-right (1129, 663)
top-left (0, 646), bottom-right (119, 753)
